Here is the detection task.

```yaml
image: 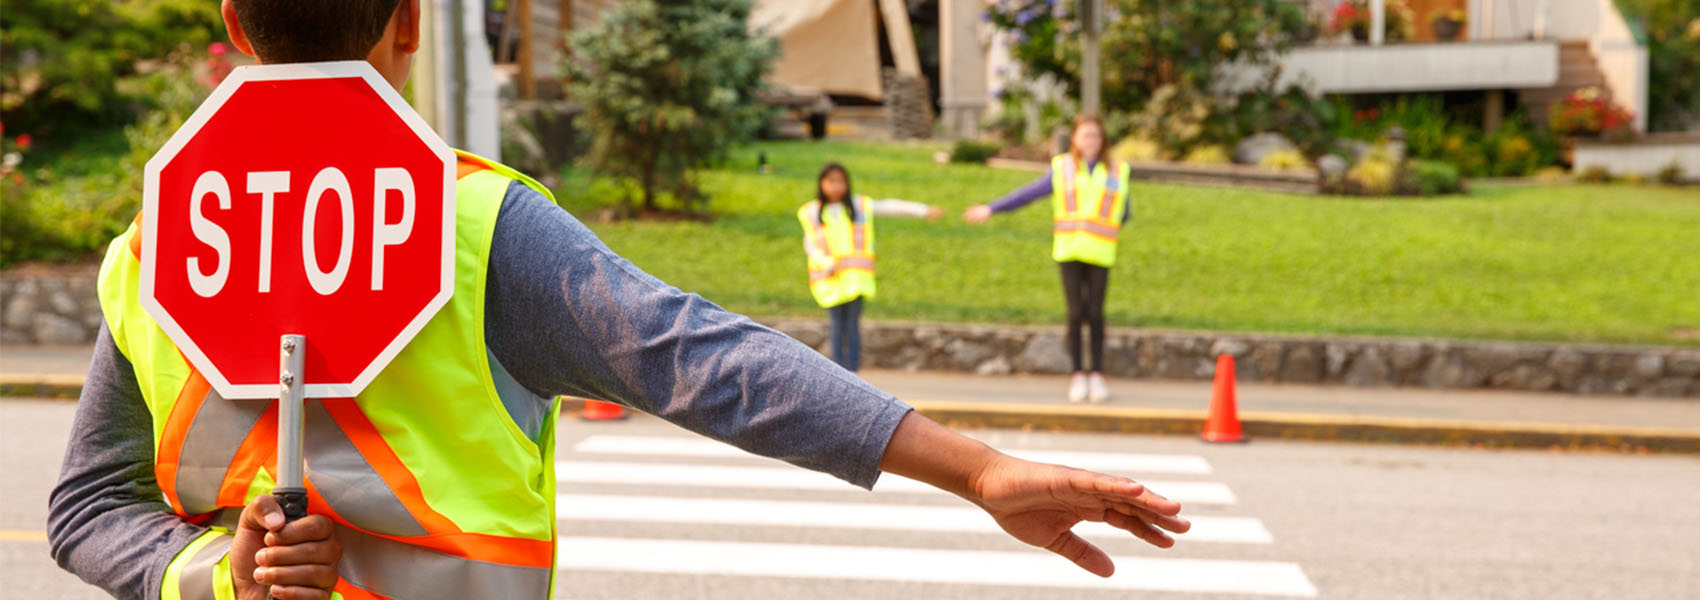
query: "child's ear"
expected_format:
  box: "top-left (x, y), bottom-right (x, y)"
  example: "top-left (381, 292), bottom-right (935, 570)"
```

top-left (396, 0), bottom-right (423, 54)
top-left (220, 0), bottom-right (259, 59)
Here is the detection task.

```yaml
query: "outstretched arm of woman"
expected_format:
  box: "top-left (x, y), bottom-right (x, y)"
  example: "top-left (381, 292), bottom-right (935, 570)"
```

top-left (966, 170), bottom-right (1052, 224)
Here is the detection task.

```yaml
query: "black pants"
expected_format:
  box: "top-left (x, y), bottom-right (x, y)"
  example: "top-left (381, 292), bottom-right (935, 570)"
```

top-left (1058, 261), bottom-right (1109, 373)
top-left (827, 297), bottom-right (864, 372)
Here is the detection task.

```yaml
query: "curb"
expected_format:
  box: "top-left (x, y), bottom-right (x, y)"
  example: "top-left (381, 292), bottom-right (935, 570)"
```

top-left (12, 379), bottom-right (1697, 454)
top-left (905, 400), bottom-right (1700, 454)
top-left (0, 375), bottom-right (84, 400)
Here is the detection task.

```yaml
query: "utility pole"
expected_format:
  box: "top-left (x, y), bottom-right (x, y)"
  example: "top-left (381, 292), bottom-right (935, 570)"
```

top-left (1081, 0), bottom-right (1103, 115)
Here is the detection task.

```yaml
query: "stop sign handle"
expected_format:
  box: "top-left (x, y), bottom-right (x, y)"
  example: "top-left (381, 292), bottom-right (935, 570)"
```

top-left (274, 335), bottom-right (310, 524)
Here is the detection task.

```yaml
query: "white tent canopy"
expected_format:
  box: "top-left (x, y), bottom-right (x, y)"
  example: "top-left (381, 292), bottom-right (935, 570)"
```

top-left (751, 0), bottom-right (885, 100)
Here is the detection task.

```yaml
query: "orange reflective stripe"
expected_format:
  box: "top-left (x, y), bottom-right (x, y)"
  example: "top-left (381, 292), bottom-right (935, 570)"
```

top-left (456, 159), bottom-right (490, 180)
top-left (318, 399), bottom-right (461, 534)
top-left (331, 579), bottom-right (384, 600)
top-left (1096, 166), bottom-right (1118, 220)
top-left (127, 212), bottom-right (144, 259)
top-left (156, 370), bottom-right (211, 516)
top-left (215, 405), bottom-right (277, 507)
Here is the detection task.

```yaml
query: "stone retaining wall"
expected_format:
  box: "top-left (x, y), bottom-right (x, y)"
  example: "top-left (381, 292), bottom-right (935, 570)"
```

top-left (762, 319), bottom-right (1700, 398)
top-left (5, 267), bottom-right (1694, 397)
top-left (2, 265), bottom-right (103, 346)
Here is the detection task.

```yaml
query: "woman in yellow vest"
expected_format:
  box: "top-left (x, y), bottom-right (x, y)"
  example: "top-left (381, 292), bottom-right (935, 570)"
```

top-left (964, 115), bottom-right (1131, 403)
top-left (800, 163), bottom-right (941, 372)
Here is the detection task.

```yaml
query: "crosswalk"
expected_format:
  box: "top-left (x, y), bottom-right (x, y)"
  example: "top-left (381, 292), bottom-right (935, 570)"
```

top-left (556, 433), bottom-right (1317, 597)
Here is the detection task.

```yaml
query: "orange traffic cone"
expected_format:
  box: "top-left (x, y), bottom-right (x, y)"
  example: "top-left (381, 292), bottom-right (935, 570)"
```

top-left (580, 399), bottom-right (628, 421)
top-left (1202, 354), bottom-right (1246, 443)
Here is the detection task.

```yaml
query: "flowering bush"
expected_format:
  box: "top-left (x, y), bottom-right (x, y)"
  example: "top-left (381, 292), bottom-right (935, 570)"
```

top-left (1, 48), bottom-right (215, 266)
top-left (984, 0), bottom-right (1307, 114)
top-left (1548, 87), bottom-right (1636, 139)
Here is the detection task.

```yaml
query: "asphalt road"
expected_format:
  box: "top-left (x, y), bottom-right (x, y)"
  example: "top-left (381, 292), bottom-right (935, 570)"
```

top-left (4, 399), bottom-right (1697, 599)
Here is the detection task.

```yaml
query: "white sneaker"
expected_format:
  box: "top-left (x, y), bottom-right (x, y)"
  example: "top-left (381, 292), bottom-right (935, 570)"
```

top-left (1067, 373), bottom-right (1088, 404)
top-left (1087, 372), bottom-right (1110, 404)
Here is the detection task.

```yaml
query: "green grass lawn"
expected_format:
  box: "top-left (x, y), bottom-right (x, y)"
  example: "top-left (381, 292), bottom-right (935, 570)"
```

top-left (572, 140), bottom-right (1700, 346)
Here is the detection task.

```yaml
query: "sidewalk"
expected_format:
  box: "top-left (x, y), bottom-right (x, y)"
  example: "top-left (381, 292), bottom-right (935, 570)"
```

top-left (7, 344), bottom-right (1698, 451)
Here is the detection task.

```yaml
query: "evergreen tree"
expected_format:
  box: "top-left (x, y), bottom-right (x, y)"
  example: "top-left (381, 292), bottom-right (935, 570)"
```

top-left (564, 0), bottom-right (778, 215)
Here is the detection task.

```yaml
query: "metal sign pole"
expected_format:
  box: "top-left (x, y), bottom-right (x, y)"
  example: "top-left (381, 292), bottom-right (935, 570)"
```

top-left (275, 335), bottom-right (309, 522)
top-left (267, 334), bottom-right (309, 600)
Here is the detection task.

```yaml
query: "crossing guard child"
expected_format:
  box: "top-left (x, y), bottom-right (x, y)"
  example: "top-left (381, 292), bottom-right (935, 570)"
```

top-left (799, 162), bottom-right (941, 372)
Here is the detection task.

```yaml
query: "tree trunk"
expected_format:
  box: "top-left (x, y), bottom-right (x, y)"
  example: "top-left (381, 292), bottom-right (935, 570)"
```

top-left (640, 147), bottom-right (659, 212)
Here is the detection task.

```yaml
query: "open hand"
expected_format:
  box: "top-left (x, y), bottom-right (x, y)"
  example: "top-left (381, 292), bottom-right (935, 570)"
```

top-left (963, 204), bottom-right (993, 224)
top-left (230, 494), bottom-right (341, 600)
top-left (969, 455), bottom-right (1190, 577)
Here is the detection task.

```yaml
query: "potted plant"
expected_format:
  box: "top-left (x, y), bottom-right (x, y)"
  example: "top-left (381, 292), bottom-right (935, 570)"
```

top-left (1330, 0), bottom-right (1415, 43)
top-left (1430, 9), bottom-right (1466, 41)
top-left (1329, 1), bottom-right (1372, 42)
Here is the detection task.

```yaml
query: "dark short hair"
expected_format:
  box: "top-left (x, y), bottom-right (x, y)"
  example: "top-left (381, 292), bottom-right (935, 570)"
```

top-left (232, 0), bottom-right (403, 63)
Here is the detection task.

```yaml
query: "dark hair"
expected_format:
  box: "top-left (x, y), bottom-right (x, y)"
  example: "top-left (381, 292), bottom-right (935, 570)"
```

top-left (232, 0), bottom-right (404, 63)
top-left (815, 162), bottom-right (856, 225)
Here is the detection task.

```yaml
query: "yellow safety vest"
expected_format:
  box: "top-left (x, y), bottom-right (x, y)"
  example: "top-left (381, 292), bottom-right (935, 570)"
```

top-left (798, 195), bottom-right (876, 308)
top-left (99, 151), bottom-right (559, 600)
top-left (1050, 154), bottom-right (1131, 268)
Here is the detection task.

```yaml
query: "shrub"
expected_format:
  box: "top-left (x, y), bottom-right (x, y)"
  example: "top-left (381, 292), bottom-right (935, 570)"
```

top-left (949, 140), bottom-right (1001, 164)
top-left (1182, 145), bottom-right (1233, 165)
top-left (0, 51), bottom-right (211, 266)
top-left (1577, 165), bottom-right (1614, 183)
top-left (1346, 145), bottom-right (1399, 195)
top-left (1404, 159), bottom-right (1464, 195)
top-left (1258, 149), bottom-right (1311, 170)
top-left (1109, 137), bottom-right (1161, 162)
top-left (563, 0), bottom-right (778, 215)
top-left (1616, 0), bottom-right (1700, 132)
top-left (1548, 87), bottom-right (1636, 139)
top-left (0, 0), bottom-right (221, 136)
top-left (1656, 162), bottom-right (1686, 185)
top-left (1127, 84), bottom-right (1220, 159)
top-left (1533, 166), bottom-right (1569, 184)
top-left (985, 0), bottom-right (1307, 116)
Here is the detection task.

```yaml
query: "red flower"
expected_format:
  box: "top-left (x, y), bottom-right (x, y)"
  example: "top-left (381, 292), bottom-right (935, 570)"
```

top-left (209, 42), bottom-right (228, 56)
top-left (15, 134), bottom-right (31, 150)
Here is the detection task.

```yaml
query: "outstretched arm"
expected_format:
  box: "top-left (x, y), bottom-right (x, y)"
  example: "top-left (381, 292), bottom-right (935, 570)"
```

top-left (868, 198), bottom-right (943, 220)
top-left (966, 170), bottom-right (1052, 224)
top-left (879, 411), bottom-right (1190, 577)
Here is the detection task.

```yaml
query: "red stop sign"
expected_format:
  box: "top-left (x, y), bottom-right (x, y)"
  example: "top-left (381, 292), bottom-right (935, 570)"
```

top-left (141, 62), bottom-right (455, 399)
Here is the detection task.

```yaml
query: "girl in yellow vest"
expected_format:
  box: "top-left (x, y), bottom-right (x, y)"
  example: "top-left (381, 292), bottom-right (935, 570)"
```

top-left (964, 114), bottom-right (1132, 403)
top-left (800, 163), bottom-right (942, 372)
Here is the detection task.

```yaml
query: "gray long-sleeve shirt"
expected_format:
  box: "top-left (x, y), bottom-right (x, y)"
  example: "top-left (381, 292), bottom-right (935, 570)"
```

top-left (48, 181), bottom-right (913, 599)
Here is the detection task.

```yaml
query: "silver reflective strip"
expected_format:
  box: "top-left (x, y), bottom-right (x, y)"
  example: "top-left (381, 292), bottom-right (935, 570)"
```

top-left (302, 401), bottom-right (428, 537)
top-left (178, 533), bottom-right (232, 600)
top-left (335, 526), bottom-right (552, 599)
top-left (176, 388), bottom-right (268, 514)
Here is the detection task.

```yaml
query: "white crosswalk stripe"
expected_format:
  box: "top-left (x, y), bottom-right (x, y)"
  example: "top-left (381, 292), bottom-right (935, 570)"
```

top-left (572, 435), bottom-right (1215, 475)
top-left (556, 460), bottom-right (1240, 504)
top-left (557, 434), bottom-right (1315, 597)
top-left (558, 493), bottom-right (1273, 544)
top-left (559, 537), bottom-right (1318, 597)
